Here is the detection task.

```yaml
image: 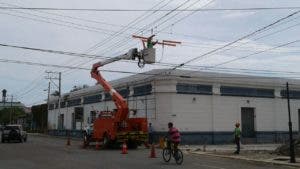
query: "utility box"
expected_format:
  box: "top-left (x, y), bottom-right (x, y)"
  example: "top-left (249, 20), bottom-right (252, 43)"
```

top-left (142, 48), bottom-right (156, 64)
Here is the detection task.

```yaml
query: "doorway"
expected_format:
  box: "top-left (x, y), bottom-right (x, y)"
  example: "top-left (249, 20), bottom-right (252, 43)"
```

top-left (241, 107), bottom-right (255, 138)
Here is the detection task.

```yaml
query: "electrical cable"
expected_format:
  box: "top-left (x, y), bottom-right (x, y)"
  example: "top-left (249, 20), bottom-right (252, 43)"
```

top-left (1, 6), bottom-right (300, 12)
top-left (59, 0), bottom-right (173, 76)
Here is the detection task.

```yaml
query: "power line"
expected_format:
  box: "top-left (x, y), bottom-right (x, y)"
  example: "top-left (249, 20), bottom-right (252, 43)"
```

top-left (175, 10), bottom-right (300, 68)
top-left (0, 11), bottom-right (126, 36)
top-left (59, 0), bottom-right (173, 76)
top-left (85, 0), bottom-right (175, 54)
top-left (1, 40), bottom-right (300, 76)
top-left (1, 58), bottom-right (300, 78)
top-left (13, 73), bottom-right (44, 96)
top-left (97, 0), bottom-right (201, 55)
top-left (213, 39), bottom-right (300, 67)
top-left (1, 6), bottom-right (300, 12)
top-left (174, 39), bottom-right (300, 78)
top-left (61, 0), bottom-right (178, 75)
top-left (133, 10), bottom-right (300, 83)
top-left (0, 43), bottom-right (110, 59)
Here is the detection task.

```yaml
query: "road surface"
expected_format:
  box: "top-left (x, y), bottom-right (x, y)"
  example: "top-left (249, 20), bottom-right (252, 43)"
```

top-left (0, 134), bottom-right (296, 169)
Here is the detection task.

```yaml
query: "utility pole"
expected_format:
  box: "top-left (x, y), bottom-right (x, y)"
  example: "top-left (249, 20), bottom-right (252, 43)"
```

top-left (10, 95), bottom-right (13, 124)
top-left (59, 72), bottom-right (61, 97)
top-left (44, 81), bottom-right (50, 131)
top-left (45, 71), bottom-right (62, 130)
top-left (286, 82), bottom-right (296, 163)
top-left (45, 71), bottom-right (61, 95)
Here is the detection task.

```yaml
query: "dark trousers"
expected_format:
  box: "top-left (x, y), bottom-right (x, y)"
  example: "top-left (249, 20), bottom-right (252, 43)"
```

top-left (235, 137), bottom-right (240, 153)
top-left (148, 133), bottom-right (154, 144)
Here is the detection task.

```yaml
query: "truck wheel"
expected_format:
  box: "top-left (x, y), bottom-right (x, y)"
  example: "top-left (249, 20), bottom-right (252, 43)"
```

top-left (1, 137), bottom-right (4, 143)
top-left (24, 136), bottom-right (27, 142)
top-left (127, 140), bottom-right (138, 149)
top-left (19, 137), bottom-right (23, 143)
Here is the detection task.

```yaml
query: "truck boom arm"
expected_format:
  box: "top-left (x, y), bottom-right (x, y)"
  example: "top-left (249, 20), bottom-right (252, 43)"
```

top-left (91, 48), bottom-right (139, 122)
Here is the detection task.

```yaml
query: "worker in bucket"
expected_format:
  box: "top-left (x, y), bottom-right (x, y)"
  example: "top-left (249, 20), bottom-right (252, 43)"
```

top-left (167, 122), bottom-right (181, 159)
top-left (146, 35), bottom-right (158, 48)
top-left (234, 122), bottom-right (241, 154)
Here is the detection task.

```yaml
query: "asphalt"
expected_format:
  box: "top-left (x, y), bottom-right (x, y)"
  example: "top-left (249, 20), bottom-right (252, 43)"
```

top-left (0, 134), bottom-right (297, 169)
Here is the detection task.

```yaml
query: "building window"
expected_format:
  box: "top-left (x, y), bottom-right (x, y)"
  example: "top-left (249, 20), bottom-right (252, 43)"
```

top-left (67, 98), bottom-right (81, 107)
top-left (48, 104), bottom-right (55, 110)
top-left (280, 90), bottom-right (300, 99)
top-left (221, 86), bottom-right (274, 98)
top-left (104, 93), bottom-right (112, 101)
top-left (55, 102), bottom-right (59, 109)
top-left (90, 111), bottom-right (96, 123)
top-left (83, 94), bottom-right (102, 104)
top-left (176, 83), bottom-right (212, 95)
top-left (118, 88), bottom-right (130, 98)
top-left (60, 101), bottom-right (66, 108)
top-left (133, 84), bottom-right (152, 96)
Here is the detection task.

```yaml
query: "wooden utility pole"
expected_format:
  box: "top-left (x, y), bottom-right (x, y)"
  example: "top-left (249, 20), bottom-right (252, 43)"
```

top-left (286, 82), bottom-right (296, 163)
top-left (10, 95), bottom-right (13, 124)
top-left (59, 72), bottom-right (61, 97)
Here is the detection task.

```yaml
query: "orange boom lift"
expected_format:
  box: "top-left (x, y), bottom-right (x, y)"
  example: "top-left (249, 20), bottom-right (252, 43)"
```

top-left (83, 35), bottom-right (180, 149)
top-left (83, 47), bottom-right (155, 149)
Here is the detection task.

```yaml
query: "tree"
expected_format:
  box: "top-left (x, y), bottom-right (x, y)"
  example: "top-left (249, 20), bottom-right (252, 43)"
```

top-left (0, 107), bottom-right (26, 124)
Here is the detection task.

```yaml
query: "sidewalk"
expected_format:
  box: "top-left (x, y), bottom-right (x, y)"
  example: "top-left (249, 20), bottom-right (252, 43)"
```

top-left (182, 144), bottom-right (300, 168)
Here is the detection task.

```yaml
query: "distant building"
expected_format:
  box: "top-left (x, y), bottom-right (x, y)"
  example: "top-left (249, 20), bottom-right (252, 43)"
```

top-left (0, 101), bottom-right (25, 110)
top-left (47, 69), bottom-right (300, 144)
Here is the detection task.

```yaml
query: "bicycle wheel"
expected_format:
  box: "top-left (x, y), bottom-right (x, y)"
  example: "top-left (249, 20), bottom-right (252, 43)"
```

top-left (175, 149), bottom-right (183, 165)
top-left (162, 148), bottom-right (171, 162)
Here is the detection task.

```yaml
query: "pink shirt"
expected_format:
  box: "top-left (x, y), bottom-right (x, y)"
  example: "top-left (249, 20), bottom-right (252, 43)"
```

top-left (169, 127), bottom-right (181, 143)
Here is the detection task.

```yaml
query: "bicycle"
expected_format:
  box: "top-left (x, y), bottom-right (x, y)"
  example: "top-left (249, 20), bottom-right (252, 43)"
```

top-left (162, 139), bottom-right (183, 165)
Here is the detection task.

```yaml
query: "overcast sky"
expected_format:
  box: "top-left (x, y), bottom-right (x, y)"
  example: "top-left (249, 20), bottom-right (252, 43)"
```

top-left (0, 0), bottom-right (300, 106)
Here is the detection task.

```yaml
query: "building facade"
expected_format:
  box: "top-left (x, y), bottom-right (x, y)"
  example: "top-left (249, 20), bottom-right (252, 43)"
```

top-left (0, 101), bottom-right (25, 110)
top-left (47, 69), bottom-right (300, 144)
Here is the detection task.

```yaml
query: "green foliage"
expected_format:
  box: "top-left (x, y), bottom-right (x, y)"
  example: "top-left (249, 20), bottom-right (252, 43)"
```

top-left (0, 107), bottom-right (26, 124)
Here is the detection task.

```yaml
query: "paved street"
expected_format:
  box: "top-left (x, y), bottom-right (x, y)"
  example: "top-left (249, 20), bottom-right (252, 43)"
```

top-left (0, 134), bottom-right (297, 169)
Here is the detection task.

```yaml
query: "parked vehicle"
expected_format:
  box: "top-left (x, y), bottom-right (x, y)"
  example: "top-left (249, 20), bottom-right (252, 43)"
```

top-left (1, 125), bottom-right (27, 143)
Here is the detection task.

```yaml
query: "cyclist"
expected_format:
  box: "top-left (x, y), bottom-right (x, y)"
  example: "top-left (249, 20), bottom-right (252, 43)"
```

top-left (167, 122), bottom-right (181, 159)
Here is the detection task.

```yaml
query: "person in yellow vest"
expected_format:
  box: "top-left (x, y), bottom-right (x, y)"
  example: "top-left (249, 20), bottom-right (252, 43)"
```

top-left (234, 122), bottom-right (241, 154)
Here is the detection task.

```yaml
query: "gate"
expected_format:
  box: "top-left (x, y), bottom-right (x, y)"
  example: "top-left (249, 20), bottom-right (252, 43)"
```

top-left (241, 107), bottom-right (255, 138)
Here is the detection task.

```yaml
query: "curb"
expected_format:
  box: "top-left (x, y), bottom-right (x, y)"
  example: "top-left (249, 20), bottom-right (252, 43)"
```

top-left (189, 151), bottom-right (300, 168)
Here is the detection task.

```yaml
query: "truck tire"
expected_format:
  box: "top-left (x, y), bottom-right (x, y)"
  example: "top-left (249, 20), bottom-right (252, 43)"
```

top-left (24, 136), bottom-right (27, 142)
top-left (19, 136), bottom-right (23, 143)
top-left (1, 137), bottom-right (4, 143)
top-left (127, 140), bottom-right (138, 149)
top-left (9, 129), bottom-right (19, 142)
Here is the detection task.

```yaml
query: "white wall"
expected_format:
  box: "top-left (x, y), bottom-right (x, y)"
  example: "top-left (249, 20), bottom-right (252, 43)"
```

top-left (48, 94), bottom-right (156, 130)
top-left (48, 79), bottom-right (300, 133)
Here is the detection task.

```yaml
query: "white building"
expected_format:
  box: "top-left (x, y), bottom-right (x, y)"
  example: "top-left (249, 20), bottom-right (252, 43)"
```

top-left (47, 69), bottom-right (300, 144)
